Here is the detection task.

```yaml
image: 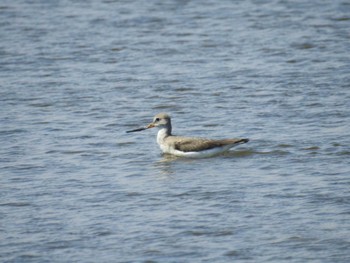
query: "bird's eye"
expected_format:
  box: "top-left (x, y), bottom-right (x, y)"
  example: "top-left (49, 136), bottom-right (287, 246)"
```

top-left (155, 118), bottom-right (160, 122)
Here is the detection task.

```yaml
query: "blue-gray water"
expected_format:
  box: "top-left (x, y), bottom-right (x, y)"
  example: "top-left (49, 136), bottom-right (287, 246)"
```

top-left (1, 0), bottom-right (350, 262)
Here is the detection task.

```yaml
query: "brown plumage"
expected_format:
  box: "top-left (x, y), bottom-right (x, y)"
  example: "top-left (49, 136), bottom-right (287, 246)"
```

top-left (127, 112), bottom-right (249, 157)
top-left (167, 137), bottom-right (249, 152)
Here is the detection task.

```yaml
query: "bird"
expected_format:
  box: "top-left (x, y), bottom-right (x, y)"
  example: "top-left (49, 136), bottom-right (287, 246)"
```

top-left (126, 113), bottom-right (249, 158)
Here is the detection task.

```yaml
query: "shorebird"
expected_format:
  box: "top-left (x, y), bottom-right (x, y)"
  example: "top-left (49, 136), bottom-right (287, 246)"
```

top-left (126, 113), bottom-right (249, 158)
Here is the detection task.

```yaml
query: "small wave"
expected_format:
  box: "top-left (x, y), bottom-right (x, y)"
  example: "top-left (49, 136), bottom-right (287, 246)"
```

top-left (0, 129), bottom-right (27, 135)
top-left (223, 149), bottom-right (256, 157)
top-left (0, 202), bottom-right (32, 207)
top-left (254, 149), bottom-right (291, 156)
top-left (302, 146), bottom-right (320, 151)
top-left (277, 143), bottom-right (293, 148)
top-left (336, 151), bottom-right (350, 156)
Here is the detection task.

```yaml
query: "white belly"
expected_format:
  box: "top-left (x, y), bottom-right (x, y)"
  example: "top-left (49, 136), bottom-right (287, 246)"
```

top-left (161, 144), bottom-right (234, 158)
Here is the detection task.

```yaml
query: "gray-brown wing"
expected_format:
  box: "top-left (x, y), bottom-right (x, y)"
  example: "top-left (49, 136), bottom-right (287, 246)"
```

top-left (169, 137), bottom-right (248, 152)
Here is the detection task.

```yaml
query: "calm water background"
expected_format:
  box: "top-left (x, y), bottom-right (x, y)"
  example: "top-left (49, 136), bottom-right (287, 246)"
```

top-left (1, 0), bottom-right (350, 262)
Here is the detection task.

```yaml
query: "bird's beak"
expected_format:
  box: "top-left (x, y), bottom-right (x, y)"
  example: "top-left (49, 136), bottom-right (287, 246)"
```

top-left (146, 123), bottom-right (156, 129)
top-left (126, 122), bottom-right (156, 133)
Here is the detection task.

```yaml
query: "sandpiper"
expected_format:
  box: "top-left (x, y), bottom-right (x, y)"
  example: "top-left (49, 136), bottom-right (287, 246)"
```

top-left (126, 113), bottom-right (249, 158)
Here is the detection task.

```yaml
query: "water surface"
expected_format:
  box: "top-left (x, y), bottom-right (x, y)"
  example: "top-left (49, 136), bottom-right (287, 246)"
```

top-left (1, 0), bottom-right (350, 262)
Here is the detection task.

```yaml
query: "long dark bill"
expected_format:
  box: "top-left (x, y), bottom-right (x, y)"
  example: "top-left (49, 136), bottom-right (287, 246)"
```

top-left (126, 127), bottom-right (147, 133)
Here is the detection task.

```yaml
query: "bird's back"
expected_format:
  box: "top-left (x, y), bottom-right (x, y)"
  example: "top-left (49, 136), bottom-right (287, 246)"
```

top-left (165, 136), bottom-right (248, 152)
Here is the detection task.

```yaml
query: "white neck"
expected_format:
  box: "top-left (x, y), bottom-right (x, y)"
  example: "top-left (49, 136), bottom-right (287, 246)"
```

top-left (157, 127), bottom-right (170, 145)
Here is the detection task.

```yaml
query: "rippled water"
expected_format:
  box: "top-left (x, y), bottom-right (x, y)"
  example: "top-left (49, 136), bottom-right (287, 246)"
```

top-left (1, 0), bottom-right (350, 262)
